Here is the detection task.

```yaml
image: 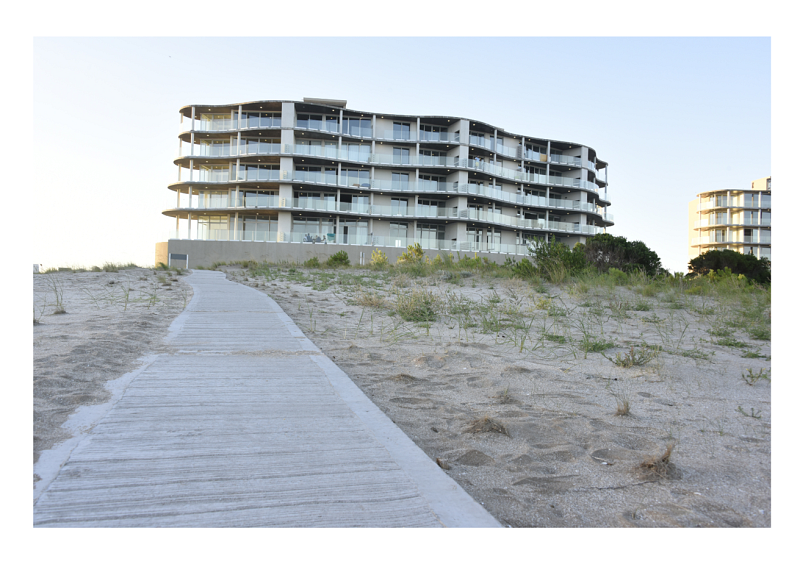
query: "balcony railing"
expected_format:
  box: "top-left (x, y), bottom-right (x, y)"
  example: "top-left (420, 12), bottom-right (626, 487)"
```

top-left (295, 119), bottom-right (340, 133)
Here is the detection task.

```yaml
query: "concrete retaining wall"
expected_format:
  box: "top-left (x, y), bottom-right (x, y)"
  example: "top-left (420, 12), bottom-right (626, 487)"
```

top-left (162, 240), bottom-right (525, 269)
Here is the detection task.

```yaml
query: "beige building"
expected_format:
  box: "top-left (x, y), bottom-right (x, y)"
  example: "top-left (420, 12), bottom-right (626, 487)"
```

top-left (688, 176), bottom-right (771, 263)
top-left (157, 98), bottom-right (613, 268)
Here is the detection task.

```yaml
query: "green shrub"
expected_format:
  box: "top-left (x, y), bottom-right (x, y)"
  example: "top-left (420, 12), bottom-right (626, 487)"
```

top-left (370, 249), bottom-right (388, 268)
top-left (397, 243), bottom-right (425, 264)
top-left (326, 251), bottom-right (350, 267)
top-left (527, 237), bottom-right (587, 281)
top-left (688, 249), bottom-right (770, 284)
top-left (584, 234), bottom-right (663, 276)
top-left (395, 288), bottom-right (440, 321)
top-left (511, 257), bottom-right (537, 279)
top-left (304, 257), bottom-right (321, 268)
top-left (608, 267), bottom-right (629, 286)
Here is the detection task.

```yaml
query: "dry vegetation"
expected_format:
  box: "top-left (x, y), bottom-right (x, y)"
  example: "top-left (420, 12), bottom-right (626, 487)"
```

top-left (212, 251), bottom-right (770, 527)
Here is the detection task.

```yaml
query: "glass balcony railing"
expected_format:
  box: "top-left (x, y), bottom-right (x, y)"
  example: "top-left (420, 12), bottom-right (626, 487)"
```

top-left (240, 116), bottom-right (282, 130)
top-left (295, 119), bottom-right (340, 133)
top-left (180, 142), bottom-right (282, 158)
top-left (692, 234), bottom-right (771, 245)
top-left (418, 130), bottom-right (458, 143)
top-left (378, 130), bottom-right (416, 142)
top-left (340, 125), bottom-right (373, 138)
top-left (549, 154), bottom-right (582, 167)
top-left (524, 150), bottom-right (548, 162)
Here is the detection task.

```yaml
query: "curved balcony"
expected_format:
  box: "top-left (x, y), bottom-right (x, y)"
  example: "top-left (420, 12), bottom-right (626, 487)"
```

top-left (692, 234), bottom-right (771, 246)
top-left (179, 116), bottom-right (282, 134)
top-left (694, 218), bottom-right (769, 229)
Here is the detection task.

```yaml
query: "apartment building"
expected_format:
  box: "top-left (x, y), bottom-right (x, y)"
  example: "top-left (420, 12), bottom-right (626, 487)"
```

top-left (157, 98), bottom-right (613, 268)
top-left (688, 176), bottom-right (771, 263)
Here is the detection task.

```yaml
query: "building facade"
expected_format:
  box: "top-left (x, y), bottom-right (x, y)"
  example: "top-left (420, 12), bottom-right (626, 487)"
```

top-left (158, 98), bottom-right (612, 267)
top-left (687, 176), bottom-right (771, 264)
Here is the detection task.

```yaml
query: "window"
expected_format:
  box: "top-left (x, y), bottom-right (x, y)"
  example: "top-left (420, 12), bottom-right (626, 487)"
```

top-left (393, 122), bottom-right (411, 140)
top-left (342, 117), bottom-right (372, 137)
top-left (339, 193), bottom-right (369, 213)
top-left (293, 216), bottom-right (335, 242)
top-left (390, 223), bottom-right (408, 245)
top-left (392, 172), bottom-right (410, 190)
top-left (391, 198), bottom-right (408, 215)
top-left (342, 143), bottom-right (370, 162)
top-left (420, 124), bottom-right (446, 141)
top-left (296, 114), bottom-right (322, 129)
top-left (240, 190), bottom-right (276, 208)
top-left (393, 147), bottom-right (410, 165)
top-left (239, 214), bottom-right (278, 241)
top-left (419, 174), bottom-right (446, 191)
top-left (417, 223), bottom-right (445, 244)
top-left (341, 168), bottom-right (370, 188)
top-left (340, 219), bottom-right (368, 245)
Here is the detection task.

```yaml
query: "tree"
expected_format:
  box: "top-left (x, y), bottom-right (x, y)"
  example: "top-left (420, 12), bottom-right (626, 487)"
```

top-left (688, 249), bottom-right (770, 284)
top-left (583, 234), bottom-right (663, 277)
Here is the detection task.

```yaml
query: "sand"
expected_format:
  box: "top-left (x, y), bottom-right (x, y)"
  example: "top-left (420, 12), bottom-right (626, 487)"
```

top-left (33, 268), bottom-right (193, 471)
top-left (32, 265), bottom-right (770, 527)
top-left (219, 264), bottom-right (771, 528)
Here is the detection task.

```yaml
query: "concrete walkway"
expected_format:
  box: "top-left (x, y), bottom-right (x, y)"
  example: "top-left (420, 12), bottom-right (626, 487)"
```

top-left (34, 270), bottom-right (500, 527)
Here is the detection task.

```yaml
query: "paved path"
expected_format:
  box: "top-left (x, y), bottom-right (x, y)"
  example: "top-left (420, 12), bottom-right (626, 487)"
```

top-left (34, 270), bottom-right (500, 527)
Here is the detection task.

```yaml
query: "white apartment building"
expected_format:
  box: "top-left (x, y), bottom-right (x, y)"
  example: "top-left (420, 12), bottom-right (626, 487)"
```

top-left (157, 98), bottom-right (613, 267)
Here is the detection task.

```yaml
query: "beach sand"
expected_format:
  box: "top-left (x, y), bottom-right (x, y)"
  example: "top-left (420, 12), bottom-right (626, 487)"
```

top-left (33, 265), bottom-right (770, 527)
top-left (33, 268), bottom-right (193, 471)
top-left (221, 264), bottom-right (771, 528)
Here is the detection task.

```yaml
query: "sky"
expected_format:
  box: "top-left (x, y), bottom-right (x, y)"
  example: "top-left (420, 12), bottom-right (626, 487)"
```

top-left (32, 36), bottom-right (771, 274)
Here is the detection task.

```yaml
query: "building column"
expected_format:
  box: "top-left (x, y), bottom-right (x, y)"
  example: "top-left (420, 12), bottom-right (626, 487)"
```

top-left (233, 211), bottom-right (239, 241)
top-left (188, 211), bottom-right (192, 240)
top-left (189, 159), bottom-right (194, 182)
top-left (191, 106), bottom-right (195, 131)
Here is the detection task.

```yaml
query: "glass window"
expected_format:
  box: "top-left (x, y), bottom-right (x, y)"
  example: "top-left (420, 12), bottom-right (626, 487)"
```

top-left (393, 147), bottom-right (410, 165)
top-left (393, 122), bottom-right (411, 140)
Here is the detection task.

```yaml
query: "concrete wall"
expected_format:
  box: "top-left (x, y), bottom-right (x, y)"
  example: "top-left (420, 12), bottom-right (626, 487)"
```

top-left (155, 242), bottom-right (169, 266)
top-left (166, 239), bottom-right (522, 269)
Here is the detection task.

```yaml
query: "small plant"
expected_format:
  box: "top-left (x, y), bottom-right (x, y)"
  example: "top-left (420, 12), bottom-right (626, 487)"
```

top-left (735, 406), bottom-right (762, 419)
top-left (639, 442), bottom-right (679, 480)
top-left (614, 396), bottom-right (631, 416)
top-left (534, 296), bottom-right (552, 310)
top-left (604, 345), bottom-right (659, 368)
top-left (716, 337), bottom-right (749, 348)
top-left (45, 274), bottom-right (66, 314)
top-left (370, 249), bottom-right (389, 268)
top-left (326, 251), bottom-right (350, 267)
top-left (742, 368), bottom-right (770, 386)
top-left (543, 333), bottom-right (567, 344)
top-left (465, 416), bottom-right (509, 436)
top-left (748, 326), bottom-right (770, 341)
top-left (632, 299), bottom-right (651, 311)
top-left (397, 243), bottom-right (425, 264)
top-left (395, 288), bottom-right (440, 322)
top-left (304, 257), bottom-right (321, 268)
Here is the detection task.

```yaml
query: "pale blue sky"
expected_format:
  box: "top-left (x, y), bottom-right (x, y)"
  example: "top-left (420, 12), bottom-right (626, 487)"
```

top-left (33, 37), bottom-right (770, 273)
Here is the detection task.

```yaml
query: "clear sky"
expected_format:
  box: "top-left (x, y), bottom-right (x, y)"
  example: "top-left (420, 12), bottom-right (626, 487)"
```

top-left (32, 36), bottom-right (769, 274)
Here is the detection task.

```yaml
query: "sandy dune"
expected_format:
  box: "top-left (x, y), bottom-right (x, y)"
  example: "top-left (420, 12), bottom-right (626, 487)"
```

top-left (33, 265), bottom-right (770, 527)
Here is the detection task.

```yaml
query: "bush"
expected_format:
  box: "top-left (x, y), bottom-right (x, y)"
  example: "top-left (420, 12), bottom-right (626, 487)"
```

top-left (511, 257), bottom-right (537, 279)
top-left (304, 257), bottom-right (321, 268)
top-left (326, 251), bottom-right (350, 267)
top-left (397, 243), bottom-right (425, 264)
top-left (527, 237), bottom-right (587, 280)
top-left (395, 288), bottom-right (440, 321)
top-left (370, 249), bottom-right (388, 268)
top-left (584, 234), bottom-right (662, 277)
top-left (688, 249), bottom-right (770, 284)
